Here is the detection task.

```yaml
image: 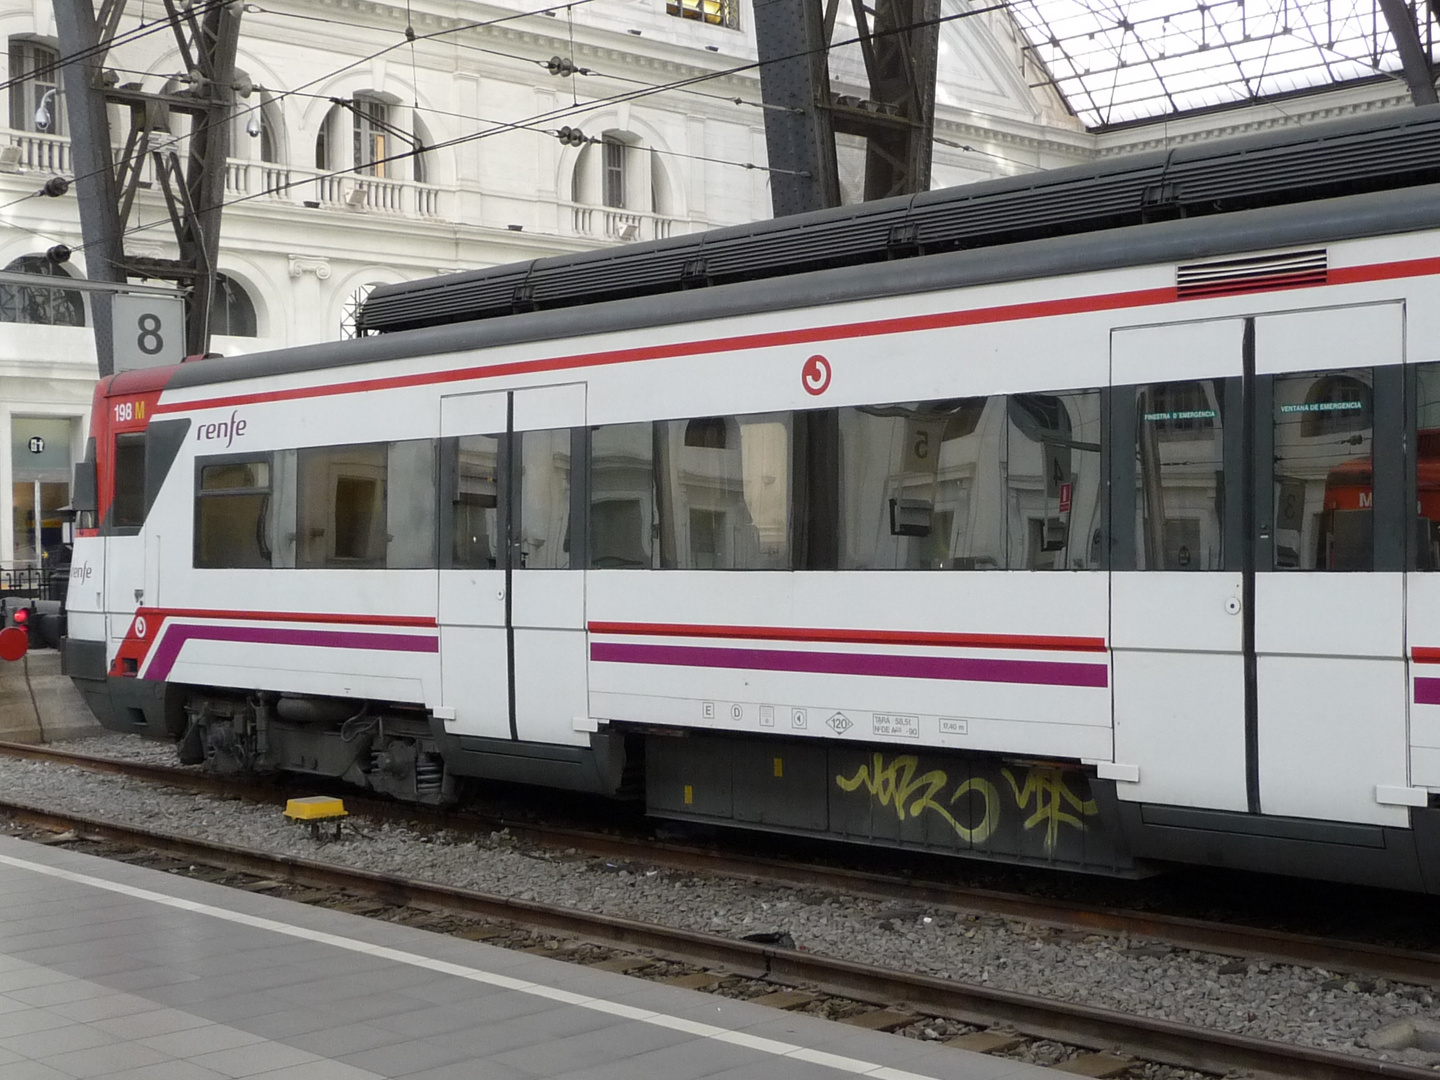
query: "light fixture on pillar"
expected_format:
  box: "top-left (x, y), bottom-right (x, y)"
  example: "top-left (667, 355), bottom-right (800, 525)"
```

top-left (246, 110), bottom-right (262, 138)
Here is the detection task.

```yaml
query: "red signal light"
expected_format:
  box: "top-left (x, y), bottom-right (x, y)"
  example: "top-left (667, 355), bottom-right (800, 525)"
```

top-left (11, 608), bottom-right (27, 625)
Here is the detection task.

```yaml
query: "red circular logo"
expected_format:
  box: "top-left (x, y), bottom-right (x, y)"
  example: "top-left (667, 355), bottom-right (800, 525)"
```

top-left (802, 354), bottom-right (832, 396)
top-left (0, 627), bottom-right (27, 663)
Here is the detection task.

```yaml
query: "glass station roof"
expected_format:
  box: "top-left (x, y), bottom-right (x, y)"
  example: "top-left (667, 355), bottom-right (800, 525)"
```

top-left (1004, 0), bottom-right (1438, 129)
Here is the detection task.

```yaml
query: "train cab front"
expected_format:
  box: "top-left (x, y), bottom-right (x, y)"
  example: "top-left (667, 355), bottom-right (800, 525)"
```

top-left (60, 368), bottom-right (187, 738)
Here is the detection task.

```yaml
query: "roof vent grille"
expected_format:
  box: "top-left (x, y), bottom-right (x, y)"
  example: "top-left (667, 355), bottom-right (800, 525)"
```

top-left (1177, 248), bottom-right (1327, 299)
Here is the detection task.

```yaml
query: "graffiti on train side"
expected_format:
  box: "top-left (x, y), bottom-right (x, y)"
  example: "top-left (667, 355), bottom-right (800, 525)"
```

top-left (834, 754), bottom-right (1100, 854)
top-left (835, 754), bottom-right (1000, 844)
top-left (1002, 766), bottom-right (1099, 852)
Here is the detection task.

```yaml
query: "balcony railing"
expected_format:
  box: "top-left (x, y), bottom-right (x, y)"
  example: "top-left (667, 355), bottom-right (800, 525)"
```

top-left (567, 203), bottom-right (680, 242)
top-left (3, 132), bottom-right (71, 175)
top-left (223, 160), bottom-right (443, 218)
top-left (4, 131), bottom-right (684, 242)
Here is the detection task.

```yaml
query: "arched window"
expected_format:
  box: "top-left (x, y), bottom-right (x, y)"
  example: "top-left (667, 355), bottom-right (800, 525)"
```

top-left (209, 275), bottom-right (257, 337)
top-left (340, 282), bottom-right (386, 340)
top-left (650, 150), bottom-right (673, 216)
top-left (602, 135), bottom-right (626, 208)
top-left (571, 131), bottom-right (677, 241)
top-left (412, 114), bottom-right (432, 185)
top-left (0, 255), bottom-right (84, 326)
top-left (315, 105), bottom-right (337, 171)
top-left (1009, 394), bottom-right (1071, 440)
top-left (353, 92), bottom-right (390, 177)
top-left (684, 418), bottom-right (728, 448)
top-left (1300, 374), bottom-right (1371, 438)
top-left (316, 94), bottom-right (421, 182)
top-left (8, 38), bottom-right (62, 136)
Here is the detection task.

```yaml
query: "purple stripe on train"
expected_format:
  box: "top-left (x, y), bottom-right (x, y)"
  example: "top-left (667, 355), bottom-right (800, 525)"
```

top-left (1416, 678), bottom-right (1440, 706)
top-left (590, 641), bottom-right (1108, 688)
top-left (144, 623), bottom-right (439, 681)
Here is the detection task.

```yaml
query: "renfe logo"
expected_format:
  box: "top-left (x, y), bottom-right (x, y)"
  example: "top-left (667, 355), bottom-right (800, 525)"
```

top-left (196, 410), bottom-right (248, 447)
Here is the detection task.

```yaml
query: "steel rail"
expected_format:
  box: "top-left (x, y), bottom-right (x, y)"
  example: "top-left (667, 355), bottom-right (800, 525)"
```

top-left (0, 796), bottom-right (1432, 1080)
top-left (10, 741), bottom-right (1440, 989)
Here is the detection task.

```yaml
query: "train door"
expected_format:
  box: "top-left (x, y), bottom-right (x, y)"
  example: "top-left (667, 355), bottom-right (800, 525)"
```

top-left (509, 385), bottom-right (588, 744)
top-left (438, 391), bottom-right (509, 738)
top-left (436, 384), bottom-right (588, 744)
top-left (1252, 304), bottom-right (1408, 827)
top-left (1111, 305), bottom-right (1410, 827)
top-left (1110, 319), bottom-right (1248, 811)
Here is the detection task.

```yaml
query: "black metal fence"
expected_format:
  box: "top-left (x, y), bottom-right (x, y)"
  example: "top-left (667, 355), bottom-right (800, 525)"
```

top-left (0, 565), bottom-right (66, 602)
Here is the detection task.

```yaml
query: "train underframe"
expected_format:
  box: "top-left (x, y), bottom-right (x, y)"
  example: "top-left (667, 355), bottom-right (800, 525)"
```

top-left (62, 640), bottom-right (1440, 893)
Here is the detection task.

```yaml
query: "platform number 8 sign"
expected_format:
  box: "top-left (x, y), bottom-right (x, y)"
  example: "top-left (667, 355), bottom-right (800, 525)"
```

top-left (112, 295), bottom-right (184, 372)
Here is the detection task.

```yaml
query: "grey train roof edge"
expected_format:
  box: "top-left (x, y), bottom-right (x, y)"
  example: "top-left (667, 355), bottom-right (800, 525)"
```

top-left (163, 180), bottom-right (1440, 395)
top-left (357, 104), bottom-right (1440, 335)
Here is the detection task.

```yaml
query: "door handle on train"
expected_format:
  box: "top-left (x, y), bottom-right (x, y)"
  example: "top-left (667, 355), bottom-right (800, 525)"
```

top-left (1225, 597), bottom-right (1241, 615)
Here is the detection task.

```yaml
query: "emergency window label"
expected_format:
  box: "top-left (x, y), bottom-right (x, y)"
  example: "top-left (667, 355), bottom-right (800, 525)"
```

top-left (1143, 409), bottom-right (1215, 421)
top-left (1280, 401), bottom-right (1364, 413)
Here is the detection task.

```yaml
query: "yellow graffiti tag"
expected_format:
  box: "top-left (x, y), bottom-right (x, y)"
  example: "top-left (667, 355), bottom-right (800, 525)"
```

top-left (1001, 766), bottom-right (1098, 852)
top-left (836, 754), bottom-right (999, 844)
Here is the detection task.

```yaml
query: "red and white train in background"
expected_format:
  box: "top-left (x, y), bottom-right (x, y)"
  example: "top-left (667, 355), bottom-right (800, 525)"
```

top-left (58, 105), bottom-right (1440, 890)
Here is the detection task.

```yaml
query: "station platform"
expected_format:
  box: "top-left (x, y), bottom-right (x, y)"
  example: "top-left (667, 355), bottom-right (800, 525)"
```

top-left (0, 834), bottom-right (1056, 1080)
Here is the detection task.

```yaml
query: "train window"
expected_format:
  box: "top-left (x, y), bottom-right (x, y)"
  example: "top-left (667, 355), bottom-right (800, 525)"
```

top-left (194, 457), bottom-right (272, 569)
top-left (1414, 364), bottom-right (1440, 570)
top-left (1004, 390), bottom-right (1102, 570)
top-left (518, 429), bottom-right (570, 569)
top-left (296, 443), bottom-right (387, 568)
top-left (451, 434), bottom-right (499, 569)
top-left (1273, 368), bottom-right (1373, 571)
top-left (385, 440), bottom-right (438, 569)
top-left (590, 423), bottom-right (654, 569)
top-left (111, 432), bottom-right (146, 529)
top-left (657, 412), bottom-right (791, 569)
top-left (836, 398), bottom-right (999, 570)
top-left (1134, 381), bottom-right (1224, 570)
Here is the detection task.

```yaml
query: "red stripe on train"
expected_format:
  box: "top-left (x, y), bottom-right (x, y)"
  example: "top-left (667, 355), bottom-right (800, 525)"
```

top-left (141, 608), bottom-right (437, 628)
top-left (587, 621), bottom-right (1106, 653)
top-left (152, 287), bottom-right (1178, 415)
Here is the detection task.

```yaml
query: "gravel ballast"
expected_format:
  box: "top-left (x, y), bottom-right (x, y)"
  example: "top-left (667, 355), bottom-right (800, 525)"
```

top-left (15, 735), bottom-right (1440, 1066)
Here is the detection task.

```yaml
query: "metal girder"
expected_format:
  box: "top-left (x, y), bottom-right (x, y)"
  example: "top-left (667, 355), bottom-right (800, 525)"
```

top-left (53, 0), bottom-right (243, 374)
top-left (756, 0), bottom-right (938, 216)
top-left (1378, 0), bottom-right (1438, 106)
top-left (838, 0), bottom-right (940, 201)
top-left (53, 0), bottom-right (124, 377)
top-left (754, 0), bottom-right (842, 216)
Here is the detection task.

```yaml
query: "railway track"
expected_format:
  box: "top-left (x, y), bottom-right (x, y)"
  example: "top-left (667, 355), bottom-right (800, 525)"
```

top-left (0, 794), bottom-right (1434, 1080)
top-left (7, 740), bottom-right (1440, 989)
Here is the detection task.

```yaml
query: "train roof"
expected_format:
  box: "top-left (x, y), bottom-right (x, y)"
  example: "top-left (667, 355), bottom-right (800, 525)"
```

top-left (359, 105), bottom-right (1440, 336)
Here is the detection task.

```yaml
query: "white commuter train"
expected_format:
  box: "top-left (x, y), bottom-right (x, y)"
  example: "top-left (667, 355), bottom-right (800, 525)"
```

top-left (62, 105), bottom-right (1440, 889)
